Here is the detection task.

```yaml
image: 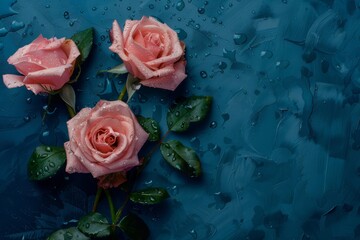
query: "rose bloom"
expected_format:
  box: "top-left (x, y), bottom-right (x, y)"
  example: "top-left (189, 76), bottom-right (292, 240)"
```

top-left (109, 16), bottom-right (187, 91)
top-left (64, 100), bottom-right (148, 178)
top-left (2, 35), bottom-right (80, 94)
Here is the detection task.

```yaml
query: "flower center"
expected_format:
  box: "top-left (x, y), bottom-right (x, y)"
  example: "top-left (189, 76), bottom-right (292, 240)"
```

top-left (92, 127), bottom-right (120, 152)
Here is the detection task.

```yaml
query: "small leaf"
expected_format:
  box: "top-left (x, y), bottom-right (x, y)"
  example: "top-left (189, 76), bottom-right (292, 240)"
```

top-left (160, 140), bottom-right (201, 177)
top-left (118, 213), bottom-right (149, 240)
top-left (126, 74), bottom-right (141, 103)
top-left (47, 227), bottom-right (89, 240)
top-left (78, 212), bottom-right (112, 238)
top-left (98, 63), bottom-right (128, 74)
top-left (28, 145), bottom-right (66, 181)
top-left (167, 96), bottom-right (212, 132)
top-left (136, 116), bottom-right (161, 142)
top-left (130, 188), bottom-right (170, 205)
top-left (71, 28), bottom-right (94, 63)
top-left (59, 84), bottom-right (76, 112)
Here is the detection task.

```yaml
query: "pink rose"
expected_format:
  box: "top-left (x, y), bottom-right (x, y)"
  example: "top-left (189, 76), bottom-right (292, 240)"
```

top-left (2, 35), bottom-right (80, 94)
top-left (109, 16), bottom-right (187, 91)
top-left (64, 100), bottom-right (148, 178)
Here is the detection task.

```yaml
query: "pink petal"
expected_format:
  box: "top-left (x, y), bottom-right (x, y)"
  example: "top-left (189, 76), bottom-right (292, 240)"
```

top-left (141, 60), bottom-right (187, 91)
top-left (61, 39), bottom-right (81, 65)
top-left (64, 142), bottom-right (89, 174)
top-left (23, 64), bottom-right (73, 90)
top-left (2, 74), bottom-right (25, 88)
top-left (109, 20), bottom-right (129, 62)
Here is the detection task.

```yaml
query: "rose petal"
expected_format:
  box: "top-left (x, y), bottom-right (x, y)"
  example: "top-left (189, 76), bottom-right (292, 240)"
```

top-left (61, 39), bottom-right (81, 65)
top-left (23, 64), bottom-right (73, 91)
top-left (141, 60), bottom-right (187, 91)
top-left (109, 20), bottom-right (129, 62)
top-left (3, 74), bottom-right (25, 89)
top-left (64, 141), bottom-right (89, 174)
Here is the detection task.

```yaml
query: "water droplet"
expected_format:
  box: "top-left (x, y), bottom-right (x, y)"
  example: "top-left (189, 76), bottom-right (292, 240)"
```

top-left (200, 71), bottom-right (208, 78)
top-left (150, 197), bottom-right (155, 201)
top-left (10, 21), bottom-right (24, 32)
top-left (260, 50), bottom-right (273, 59)
top-left (233, 33), bottom-right (247, 45)
top-left (0, 27), bottom-right (8, 37)
top-left (209, 121), bottom-right (217, 128)
top-left (45, 146), bottom-right (51, 152)
top-left (92, 7), bottom-right (97, 11)
top-left (23, 115), bottom-right (30, 122)
top-left (218, 61), bottom-right (227, 70)
top-left (44, 166), bottom-right (49, 172)
top-left (145, 180), bottom-right (153, 185)
top-left (198, 7), bottom-right (205, 14)
top-left (85, 223), bottom-right (90, 228)
top-left (149, 4), bottom-right (155, 9)
top-left (63, 11), bottom-right (70, 19)
top-left (194, 24), bottom-right (200, 30)
top-left (164, 4), bottom-right (170, 10)
top-left (174, 28), bottom-right (187, 40)
top-left (126, 6), bottom-right (131, 11)
top-left (275, 60), bottom-right (290, 69)
top-left (45, 4), bottom-right (50, 8)
top-left (176, 0), bottom-right (185, 11)
top-left (49, 162), bottom-right (55, 168)
top-left (211, 17), bottom-right (217, 23)
top-left (189, 229), bottom-right (197, 239)
top-left (282, 0), bottom-right (288, 3)
top-left (65, 231), bottom-right (73, 238)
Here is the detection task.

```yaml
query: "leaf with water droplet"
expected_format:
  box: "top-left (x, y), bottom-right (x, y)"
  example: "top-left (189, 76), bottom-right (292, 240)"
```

top-left (136, 115), bottom-right (161, 142)
top-left (167, 96), bottom-right (212, 132)
top-left (118, 213), bottom-right (149, 240)
top-left (59, 84), bottom-right (76, 114)
top-left (130, 187), bottom-right (170, 205)
top-left (47, 227), bottom-right (89, 240)
top-left (98, 63), bottom-right (128, 75)
top-left (28, 145), bottom-right (66, 181)
top-left (77, 212), bottom-right (111, 238)
top-left (160, 140), bottom-right (201, 177)
top-left (71, 28), bottom-right (94, 63)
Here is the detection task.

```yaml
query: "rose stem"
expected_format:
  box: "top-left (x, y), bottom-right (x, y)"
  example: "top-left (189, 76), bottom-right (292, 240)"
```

top-left (114, 130), bottom-right (171, 224)
top-left (118, 85), bottom-right (127, 101)
top-left (92, 187), bottom-right (103, 212)
top-left (104, 189), bottom-right (116, 224)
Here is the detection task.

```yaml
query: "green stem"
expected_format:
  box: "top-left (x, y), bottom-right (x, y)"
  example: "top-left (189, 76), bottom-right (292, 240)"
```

top-left (114, 130), bottom-right (170, 224)
top-left (104, 189), bottom-right (116, 224)
top-left (92, 187), bottom-right (103, 212)
top-left (118, 85), bottom-right (127, 101)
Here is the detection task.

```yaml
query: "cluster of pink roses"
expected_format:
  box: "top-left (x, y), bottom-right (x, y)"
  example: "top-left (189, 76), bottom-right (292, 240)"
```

top-left (2, 17), bottom-right (187, 188)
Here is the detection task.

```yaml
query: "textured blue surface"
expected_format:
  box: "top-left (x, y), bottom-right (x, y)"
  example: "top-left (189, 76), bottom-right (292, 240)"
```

top-left (1, 0), bottom-right (360, 239)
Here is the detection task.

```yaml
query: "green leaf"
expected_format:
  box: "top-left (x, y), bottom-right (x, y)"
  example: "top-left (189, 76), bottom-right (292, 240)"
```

top-left (160, 140), bottom-right (201, 178)
top-left (59, 84), bottom-right (76, 113)
top-left (118, 213), bottom-right (149, 240)
top-left (167, 96), bottom-right (212, 132)
top-left (71, 28), bottom-right (94, 63)
top-left (136, 116), bottom-right (161, 142)
top-left (28, 145), bottom-right (66, 181)
top-left (130, 187), bottom-right (170, 205)
top-left (47, 227), bottom-right (90, 240)
top-left (98, 63), bottom-right (128, 74)
top-left (77, 212), bottom-right (112, 238)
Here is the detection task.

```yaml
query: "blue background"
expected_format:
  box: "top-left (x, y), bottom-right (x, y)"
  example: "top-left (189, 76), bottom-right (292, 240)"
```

top-left (1, 0), bottom-right (360, 239)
